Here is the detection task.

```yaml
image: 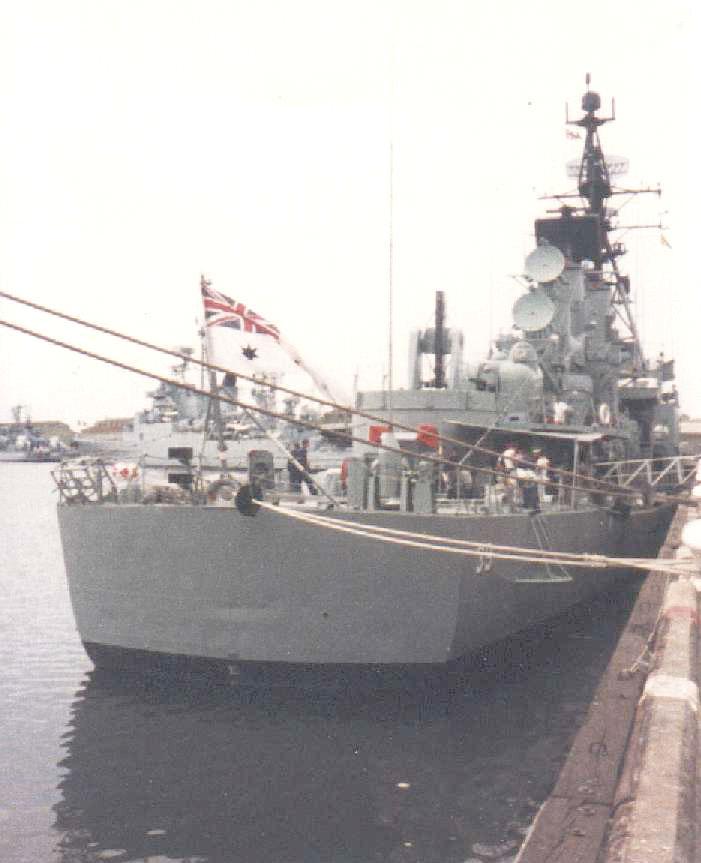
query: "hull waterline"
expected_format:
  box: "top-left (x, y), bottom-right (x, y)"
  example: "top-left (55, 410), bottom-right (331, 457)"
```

top-left (57, 501), bottom-right (675, 671)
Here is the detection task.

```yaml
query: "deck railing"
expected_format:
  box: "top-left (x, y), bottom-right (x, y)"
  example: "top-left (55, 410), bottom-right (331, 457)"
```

top-left (52, 461), bottom-right (119, 503)
top-left (595, 455), bottom-right (698, 490)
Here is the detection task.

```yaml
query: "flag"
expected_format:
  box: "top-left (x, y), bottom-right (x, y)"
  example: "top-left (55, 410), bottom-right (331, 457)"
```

top-left (660, 233), bottom-right (672, 249)
top-left (566, 128), bottom-right (581, 140)
top-left (201, 277), bottom-right (286, 376)
top-left (200, 276), bottom-right (338, 401)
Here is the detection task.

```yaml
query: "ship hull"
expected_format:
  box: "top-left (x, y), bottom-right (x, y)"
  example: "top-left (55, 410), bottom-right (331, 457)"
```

top-left (57, 502), bottom-right (675, 669)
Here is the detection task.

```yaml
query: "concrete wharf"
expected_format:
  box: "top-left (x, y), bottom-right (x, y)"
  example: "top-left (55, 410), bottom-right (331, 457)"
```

top-left (517, 499), bottom-right (701, 863)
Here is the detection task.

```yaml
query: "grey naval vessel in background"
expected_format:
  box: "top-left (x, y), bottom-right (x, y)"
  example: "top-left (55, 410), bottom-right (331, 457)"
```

top-left (0, 405), bottom-right (74, 462)
top-left (56, 81), bottom-right (687, 673)
top-left (78, 350), bottom-right (351, 472)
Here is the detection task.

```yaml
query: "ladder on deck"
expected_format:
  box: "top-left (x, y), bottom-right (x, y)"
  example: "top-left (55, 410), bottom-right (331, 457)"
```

top-left (509, 513), bottom-right (573, 583)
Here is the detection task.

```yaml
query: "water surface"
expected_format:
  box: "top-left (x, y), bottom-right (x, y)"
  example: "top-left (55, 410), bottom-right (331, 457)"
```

top-left (1, 463), bottom-right (640, 863)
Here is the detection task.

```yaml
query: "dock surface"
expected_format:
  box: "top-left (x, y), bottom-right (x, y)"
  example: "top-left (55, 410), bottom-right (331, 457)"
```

top-left (517, 503), bottom-right (699, 863)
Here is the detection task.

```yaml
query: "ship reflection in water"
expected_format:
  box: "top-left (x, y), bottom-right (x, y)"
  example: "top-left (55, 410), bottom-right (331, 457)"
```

top-left (53, 586), bottom-right (638, 863)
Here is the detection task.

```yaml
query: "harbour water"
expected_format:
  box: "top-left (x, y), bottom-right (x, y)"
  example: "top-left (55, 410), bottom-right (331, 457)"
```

top-left (2, 463), bottom-right (644, 863)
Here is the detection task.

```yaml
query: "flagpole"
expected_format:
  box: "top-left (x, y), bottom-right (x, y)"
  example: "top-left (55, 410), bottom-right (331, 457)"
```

top-left (387, 114), bottom-right (394, 427)
top-left (384, 22), bottom-right (397, 427)
top-left (200, 276), bottom-right (228, 463)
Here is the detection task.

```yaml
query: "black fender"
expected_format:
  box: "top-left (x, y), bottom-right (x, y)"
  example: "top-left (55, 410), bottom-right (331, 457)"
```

top-left (235, 482), bottom-right (262, 516)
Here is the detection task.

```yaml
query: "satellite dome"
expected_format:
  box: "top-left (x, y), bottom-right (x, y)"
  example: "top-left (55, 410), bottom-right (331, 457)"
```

top-left (524, 245), bottom-right (565, 283)
top-left (582, 90), bottom-right (601, 113)
top-left (512, 291), bottom-right (556, 332)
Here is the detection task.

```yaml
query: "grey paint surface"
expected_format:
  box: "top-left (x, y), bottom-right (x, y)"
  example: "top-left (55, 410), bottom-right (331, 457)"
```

top-left (57, 502), bottom-right (675, 665)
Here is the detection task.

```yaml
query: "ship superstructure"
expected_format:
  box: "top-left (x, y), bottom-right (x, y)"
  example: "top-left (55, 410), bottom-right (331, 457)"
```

top-left (356, 78), bottom-right (677, 466)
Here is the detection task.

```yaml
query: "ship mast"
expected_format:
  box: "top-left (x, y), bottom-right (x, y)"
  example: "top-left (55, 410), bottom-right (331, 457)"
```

top-left (564, 74), bottom-right (654, 373)
top-left (574, 75), bottom-right (613, 221)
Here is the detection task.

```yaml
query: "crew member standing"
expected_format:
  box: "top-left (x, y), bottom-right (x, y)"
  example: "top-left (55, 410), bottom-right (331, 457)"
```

top-left (295, 438), bottom-right (318, 495)
top-left (534, 448), bottom-right (550, 506)
top-left (288, 440), bottom-right (306, 493)
top-left (500, 444), bottom-right (519, 506)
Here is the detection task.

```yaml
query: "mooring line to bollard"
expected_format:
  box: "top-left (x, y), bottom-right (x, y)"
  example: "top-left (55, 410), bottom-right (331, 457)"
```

top-left (603, 501), bottom-right (701, 863)
top-left (254, 499), bottom-right (699, 577)
top-left (516, 497), bottom-right (701, 863)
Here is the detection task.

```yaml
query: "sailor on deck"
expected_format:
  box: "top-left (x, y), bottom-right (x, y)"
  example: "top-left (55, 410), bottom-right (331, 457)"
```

top-left (288, 440), bottom-right (307, 493)
top-left (553, 400), bottom-right (569, 424)
top-left (533, 448), bottom-right (550, 505)
top-left (500, 445), bottom-right (520, 506)
top-left (501, 445), bottom-right (517, 473)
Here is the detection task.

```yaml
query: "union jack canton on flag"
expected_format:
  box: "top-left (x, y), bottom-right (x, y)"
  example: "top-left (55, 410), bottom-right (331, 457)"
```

top-left (201, 276), bottom-right (280, 341)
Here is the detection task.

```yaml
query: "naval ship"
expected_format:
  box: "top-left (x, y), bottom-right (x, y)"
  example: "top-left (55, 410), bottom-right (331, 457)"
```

top-left (0, 406), bottom-right (73, 462)
top-left (55, 82), bottom-right (687, 672)
top-left (78, 348), bottom-right (350, 472)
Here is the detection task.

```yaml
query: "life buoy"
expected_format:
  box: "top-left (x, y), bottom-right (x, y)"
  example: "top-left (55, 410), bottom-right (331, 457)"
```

top-left (599, 403), bottom-right (611, 426)
top-left (61, 475), bottom-right (99, 503)
top-left (111, 462), bottom-right (139, 480)
top-left (206, 478), bottom-right (240, 502)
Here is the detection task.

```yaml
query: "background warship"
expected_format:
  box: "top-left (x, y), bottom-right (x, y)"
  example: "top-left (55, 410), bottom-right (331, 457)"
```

top-left (78, 346), bottom-right (351, 472)
top-left (0, 405), bottom-right (73, 462)
top-left (55, 81), bottom-right (688, 672)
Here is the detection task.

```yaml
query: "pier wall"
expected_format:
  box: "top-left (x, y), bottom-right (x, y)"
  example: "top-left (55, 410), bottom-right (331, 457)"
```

top-left (517, 502), bottom-right (699, 863)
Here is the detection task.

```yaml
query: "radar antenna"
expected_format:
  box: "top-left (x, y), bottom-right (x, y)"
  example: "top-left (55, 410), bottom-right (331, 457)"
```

top-left (566, 73), bottom-right (615, 215)
top-left (558, 75), bottom-right (654, 371)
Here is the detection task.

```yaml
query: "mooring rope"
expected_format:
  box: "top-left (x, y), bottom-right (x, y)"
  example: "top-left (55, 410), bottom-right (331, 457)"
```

top-left (254, 500), bottom-right (698, 577)
top-left (0, 290), bottom-right (691, 503)
top-left (3, 314), bottom-right (678, 505)
top-left (261, 502), bottom-right (612, 562)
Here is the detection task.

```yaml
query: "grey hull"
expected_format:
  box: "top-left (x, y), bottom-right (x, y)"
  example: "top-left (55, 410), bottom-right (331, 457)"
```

top-left (0, 450), bottom-right (35, 462)
top-left (57, 502), bottom-right (675, 667)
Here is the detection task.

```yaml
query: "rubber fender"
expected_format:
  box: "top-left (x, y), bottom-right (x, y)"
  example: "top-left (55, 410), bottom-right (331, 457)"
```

top-left (610, 499), bottom-right (632, 518)
top-left (235, 482), bottom-right (262, 516)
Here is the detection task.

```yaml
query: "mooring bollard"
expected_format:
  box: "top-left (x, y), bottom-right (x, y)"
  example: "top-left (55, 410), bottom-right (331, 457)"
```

top-left (681, 516), bottom-right (701, 575)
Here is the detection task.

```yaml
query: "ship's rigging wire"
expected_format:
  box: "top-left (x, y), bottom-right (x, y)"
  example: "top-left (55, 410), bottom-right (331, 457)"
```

top-left (0, 315), bottom-right (536, 489)
top-left (0, 311), bottom-right (694, 506)
top-left (253, 500), bottom-right (696, 578)
top-left (0, 290), bottom-right (687, 503)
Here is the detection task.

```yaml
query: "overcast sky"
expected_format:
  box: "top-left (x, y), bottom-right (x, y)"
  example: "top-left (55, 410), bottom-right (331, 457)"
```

top-left (1, 0), bottom-right (699, 427)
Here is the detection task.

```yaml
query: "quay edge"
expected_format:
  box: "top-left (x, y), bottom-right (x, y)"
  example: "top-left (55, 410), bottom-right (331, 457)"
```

top-left (516, 502), bottom-right (700, 863)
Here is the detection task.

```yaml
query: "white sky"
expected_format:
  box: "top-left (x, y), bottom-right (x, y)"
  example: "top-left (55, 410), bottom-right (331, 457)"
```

top-left (1, 0), bottom-right (699, 427)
